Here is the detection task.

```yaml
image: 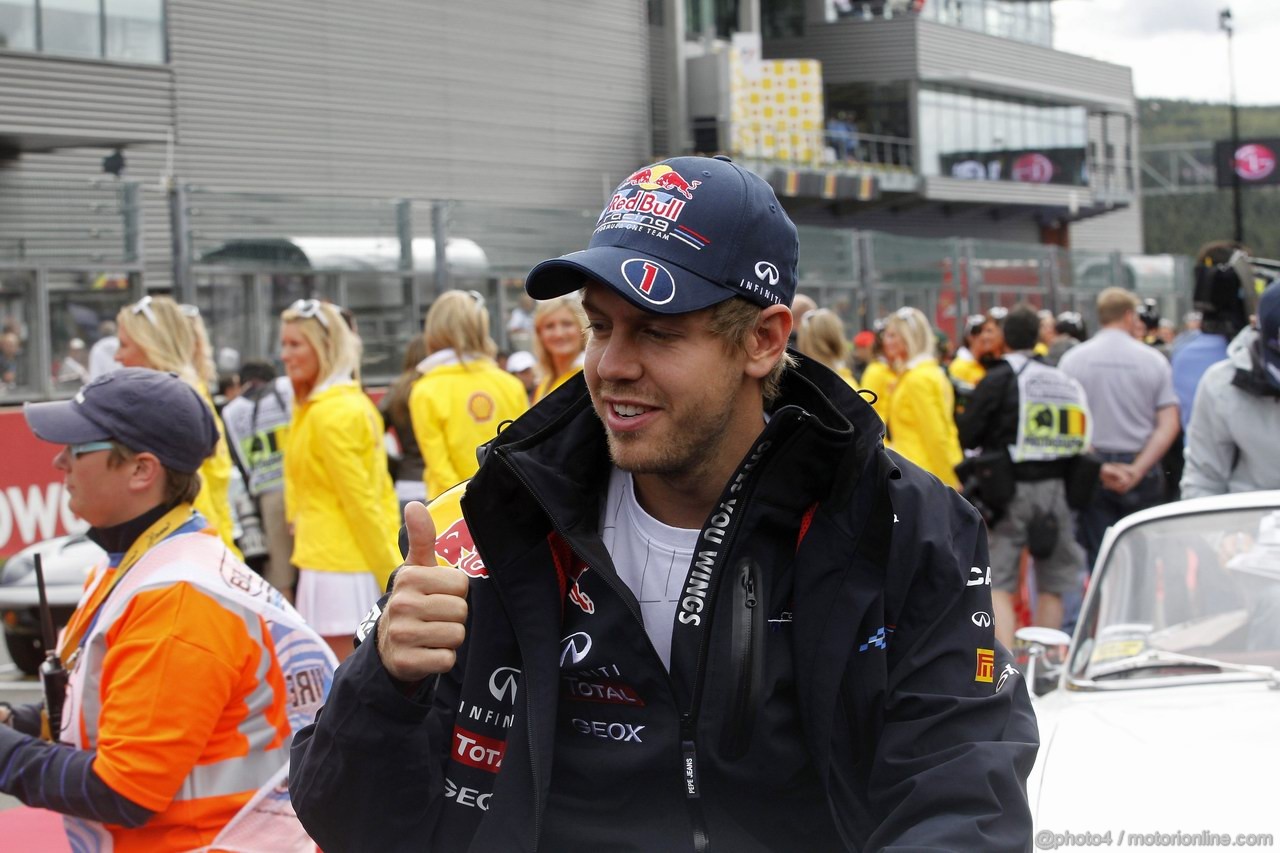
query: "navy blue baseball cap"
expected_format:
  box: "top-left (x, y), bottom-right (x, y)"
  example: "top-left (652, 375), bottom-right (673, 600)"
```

top-left (525, 155), bottom-right (799, 314)
top-left (23, 368), bottom-right (218, 473)
top-left (1260, 283), bottom-right (1280, 391)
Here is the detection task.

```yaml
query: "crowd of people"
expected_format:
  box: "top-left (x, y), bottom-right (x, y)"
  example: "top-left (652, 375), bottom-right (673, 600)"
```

top-left (791, 242), bottom-right (1280, 646)
top-left (4, 149), bottom-right (1278, 849)
top-left (0, 279), bottom-right (597, 849)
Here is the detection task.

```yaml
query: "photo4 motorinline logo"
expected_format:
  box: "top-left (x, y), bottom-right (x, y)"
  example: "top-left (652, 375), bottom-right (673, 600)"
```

top-left (1035, 829), bottom-right (1275, 850)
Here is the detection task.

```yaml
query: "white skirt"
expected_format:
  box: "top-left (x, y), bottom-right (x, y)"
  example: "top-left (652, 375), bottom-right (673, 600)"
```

top-left (295, 569), bottom-right (382, 636)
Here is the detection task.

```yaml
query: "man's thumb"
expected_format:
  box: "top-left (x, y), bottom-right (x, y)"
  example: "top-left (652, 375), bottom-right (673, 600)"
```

top-left (402, 500), bottom-right (438, 567)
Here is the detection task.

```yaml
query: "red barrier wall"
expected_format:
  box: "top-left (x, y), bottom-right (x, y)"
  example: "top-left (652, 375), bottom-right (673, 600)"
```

top-left (0, 406), bottom-right (88, 559)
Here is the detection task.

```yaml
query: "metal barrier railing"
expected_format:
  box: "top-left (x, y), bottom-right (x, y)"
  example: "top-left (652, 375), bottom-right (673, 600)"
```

top-left (0, 263), bottom-right (145, 402)
top-left (0, 178), bottom-right (1195, 393)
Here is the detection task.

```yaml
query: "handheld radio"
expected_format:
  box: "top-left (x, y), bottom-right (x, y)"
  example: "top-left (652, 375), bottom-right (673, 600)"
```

top-left (34, 553), bottom-right (69, 743)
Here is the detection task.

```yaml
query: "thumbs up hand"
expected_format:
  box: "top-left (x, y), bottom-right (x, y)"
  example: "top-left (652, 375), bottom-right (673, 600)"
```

top-left (377, 500), bottom-right (470, 684)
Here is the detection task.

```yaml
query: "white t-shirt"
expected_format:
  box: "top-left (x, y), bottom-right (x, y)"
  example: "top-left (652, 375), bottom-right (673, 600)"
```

top-left (600, 467), bottom-right (699, 670)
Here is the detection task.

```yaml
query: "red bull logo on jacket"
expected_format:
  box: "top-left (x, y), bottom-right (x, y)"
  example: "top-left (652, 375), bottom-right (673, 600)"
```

top-left (436, 517), bottom-right (488, 579)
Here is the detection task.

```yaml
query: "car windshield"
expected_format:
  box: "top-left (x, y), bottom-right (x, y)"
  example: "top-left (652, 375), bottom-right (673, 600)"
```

top-left (1070, 506), bottom-right (1280, 683)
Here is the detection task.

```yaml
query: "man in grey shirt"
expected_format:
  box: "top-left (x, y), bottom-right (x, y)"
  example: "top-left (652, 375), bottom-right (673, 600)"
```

top-left (1059, 287), bottom-right (1180, 576)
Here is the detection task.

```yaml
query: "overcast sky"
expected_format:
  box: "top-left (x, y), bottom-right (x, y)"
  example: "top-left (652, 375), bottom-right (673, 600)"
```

top-left (1052, 0), bottom-right (1278, 105)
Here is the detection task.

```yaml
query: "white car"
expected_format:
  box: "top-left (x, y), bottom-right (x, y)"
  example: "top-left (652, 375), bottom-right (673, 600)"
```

top-left (0, 533), bottom-right (106, 674)
top-left (1024, 491), bottom-right (1280, 849)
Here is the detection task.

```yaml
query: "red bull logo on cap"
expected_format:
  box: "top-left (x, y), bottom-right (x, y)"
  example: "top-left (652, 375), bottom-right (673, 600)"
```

top-left (621, 258), bottom-right (676, 306)
top-left (436, 517), bottom-right (488, 579)
top-left (624, 164), bottom-right (702, 200)
top-left (597, 163), bottom-right (715, 252)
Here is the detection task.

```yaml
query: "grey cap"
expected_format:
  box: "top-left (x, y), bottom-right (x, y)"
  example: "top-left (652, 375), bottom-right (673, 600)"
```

top-left (23, 367), bottom-right (218, 473)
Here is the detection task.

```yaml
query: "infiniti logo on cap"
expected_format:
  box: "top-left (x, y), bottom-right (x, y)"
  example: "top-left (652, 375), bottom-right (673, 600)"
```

top-left (754, 261), bottom-right (780, 285)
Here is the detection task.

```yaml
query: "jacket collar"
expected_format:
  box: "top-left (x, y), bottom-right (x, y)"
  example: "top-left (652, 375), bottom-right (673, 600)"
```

top-left (88, 500), bottom-right (176, 556)
top-left (300, 379), bottom-right (359, 406)
top-left (465, 352), bottom-right (885, 569)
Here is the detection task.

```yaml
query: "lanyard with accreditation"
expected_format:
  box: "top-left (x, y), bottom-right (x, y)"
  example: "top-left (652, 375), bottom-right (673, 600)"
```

top-left (57, 503), bottom-right (201, 676)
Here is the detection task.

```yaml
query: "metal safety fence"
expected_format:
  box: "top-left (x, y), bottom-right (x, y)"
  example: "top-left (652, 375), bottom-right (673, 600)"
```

top-left (1, 177), bottom-right (1192, 401)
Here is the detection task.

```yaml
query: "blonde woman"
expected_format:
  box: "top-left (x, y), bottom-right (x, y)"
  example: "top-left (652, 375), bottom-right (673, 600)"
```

top-left (411, 290), bottom-right (529, 499)
top-left (796, 308), bottom-right (856, 387)
top-left (531, 295), bottom-right (588, 403)
top-left (115, 295), bottom-right (241, 557)
top-left (883, 307), bottom-right (963, 488)
top-left (281, 298), bottom-right (399, 661)
top-left (858, 326), bottom-right (898, 423)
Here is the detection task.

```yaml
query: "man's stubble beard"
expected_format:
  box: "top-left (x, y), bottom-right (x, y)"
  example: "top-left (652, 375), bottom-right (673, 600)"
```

top-left (595, 382), bottom-right (739, 479)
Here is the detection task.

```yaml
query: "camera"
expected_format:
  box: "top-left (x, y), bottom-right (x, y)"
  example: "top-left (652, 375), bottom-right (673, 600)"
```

top-left (1137, 298), bottom-right (1160, 332)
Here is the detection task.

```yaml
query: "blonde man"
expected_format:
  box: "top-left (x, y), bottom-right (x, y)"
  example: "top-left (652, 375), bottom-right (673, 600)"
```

top-left (1059, 286), bottom-right (1179, 575)
top-left (115, 295), bottom-right (241, 558)
top-left (293, 156), bottom-right (1036, 852)
top-left (410, 290), bottom-right (529, 499)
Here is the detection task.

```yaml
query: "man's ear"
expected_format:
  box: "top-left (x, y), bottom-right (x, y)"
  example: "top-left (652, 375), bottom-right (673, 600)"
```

top-left (127, 452), bottom-right (166, 496)
top-left (744, 304), bottom-right (793, 380)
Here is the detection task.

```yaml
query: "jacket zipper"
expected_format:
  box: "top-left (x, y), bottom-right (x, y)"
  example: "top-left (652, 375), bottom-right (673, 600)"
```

top-left (673, 421), bottom-right (791, 853)
top-left (720, 557), bottom-right (761, 760)
top-left (489, 450), bottom-right (652, 850)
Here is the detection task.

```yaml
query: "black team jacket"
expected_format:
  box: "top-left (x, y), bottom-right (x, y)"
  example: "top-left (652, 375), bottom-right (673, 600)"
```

top-left (290, 355), bottom-right (1039, 852)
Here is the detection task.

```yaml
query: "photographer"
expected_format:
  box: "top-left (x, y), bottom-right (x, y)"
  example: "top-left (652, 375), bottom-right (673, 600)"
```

top-left (958, 304), bottom-right (1093, 647)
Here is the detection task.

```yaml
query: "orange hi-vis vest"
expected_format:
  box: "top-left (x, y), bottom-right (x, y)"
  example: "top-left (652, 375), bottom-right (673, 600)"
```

top-left (61, 530), bottom-right (336, 853)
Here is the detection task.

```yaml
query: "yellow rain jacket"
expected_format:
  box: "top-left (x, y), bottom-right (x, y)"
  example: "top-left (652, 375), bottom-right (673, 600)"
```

top-left (858, 359), bottom-right (898, 424)
top-left (411, 359), bottom-right (529, 500)
top-left (193, 385), bottom-right (242, 559)
top-left (284, 382), bottom-right (400, 590)
top-left (886, 358), bottom-right (963, 489)
top-left (947, 355), bottom-right (986, 390)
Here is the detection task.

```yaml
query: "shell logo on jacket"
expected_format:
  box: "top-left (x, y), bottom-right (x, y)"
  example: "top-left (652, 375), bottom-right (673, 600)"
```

top-left (468, 392), bottom-right (496, 423)
top-left (410, 360), bottom-right (529, 499)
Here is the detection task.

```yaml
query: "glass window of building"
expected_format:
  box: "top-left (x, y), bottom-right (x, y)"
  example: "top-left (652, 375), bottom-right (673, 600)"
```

top-left (763, 0), bottom-right (805, 38)
top-left (1, 0), bottom-right (165, 62)
top-left (825, 81), bottom-right (912, 167)
top-left (919, 0), bottom-right (1053, 47)
top-left (105, 0), bottom-right (163, 62)
top-left (0, 271), bottom-right (38, 401)
top-left (920, 86), bottom-right (1087, 186)
top-left (0, 0), bottom-right (36, 50)
top-left (687, 0), bottom-right (741, 40)
top-left (40, 0), bottom-right (101, 58)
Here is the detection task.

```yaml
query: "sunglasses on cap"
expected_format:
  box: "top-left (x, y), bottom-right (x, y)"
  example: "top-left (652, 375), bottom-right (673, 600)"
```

top-left (129, 295), bottom-right (158, 325)
top-left (288, 298), bottom-right (331, 329)
top-left (68, 440), bottom-right (115, 459)
top-left (130, 295), bottom-right (201, 325)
